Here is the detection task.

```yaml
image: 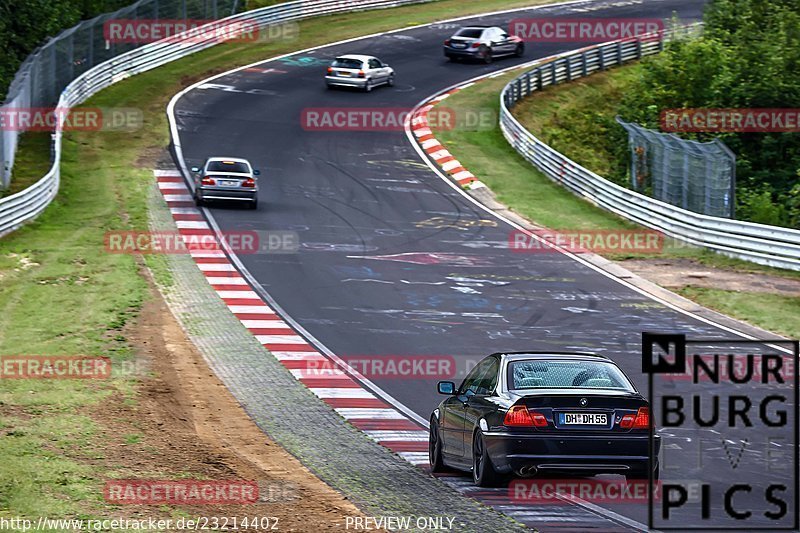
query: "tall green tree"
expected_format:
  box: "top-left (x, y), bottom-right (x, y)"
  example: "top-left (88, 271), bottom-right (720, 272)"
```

top-left (618, 0), bottom-right (800, 225)
top-left (0, 0), bottom-right (130, 101)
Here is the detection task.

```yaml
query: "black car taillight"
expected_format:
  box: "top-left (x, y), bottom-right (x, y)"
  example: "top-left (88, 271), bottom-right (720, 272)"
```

top-left (619, 407), bottom-right (649, 429)
top-left (444, 39), bottom-right (451, 45)
top-left (504, 405), bottom-right (548, 427)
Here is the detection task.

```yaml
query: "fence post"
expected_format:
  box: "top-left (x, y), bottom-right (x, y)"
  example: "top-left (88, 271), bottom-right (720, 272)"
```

top-left (582, 51), bottom-right (588, 77)
top-left (551, 61), bottom-right (557, 85)
top-left (616, 41), bottom-right (623, 66)
top-left (566, 58), bottom-right (572, 81)
top-left (536, 68), bottom-right (542, 90)
top-left (636, 37), bottom-right (642, 59)
top-left (598, 48), bottom-right (605, 70)
top-left (525, 72), bottom-right (531, 95)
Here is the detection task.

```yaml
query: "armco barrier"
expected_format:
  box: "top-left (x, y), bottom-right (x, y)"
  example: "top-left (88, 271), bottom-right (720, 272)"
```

top-left (500, 25), bottom-right (800, 271)
top-left (0, 0), bottom-right (435, 238)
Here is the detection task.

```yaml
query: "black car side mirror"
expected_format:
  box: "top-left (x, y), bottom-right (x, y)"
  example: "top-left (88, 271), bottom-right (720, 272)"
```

top-left (438, 381), bottom-right (456, 395)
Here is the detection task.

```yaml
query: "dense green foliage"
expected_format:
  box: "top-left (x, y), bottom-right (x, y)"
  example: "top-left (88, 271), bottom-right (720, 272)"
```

top-left (0, 0), bottom-right (131, 101)
top-left (618, 0), bottom-right (800, 226)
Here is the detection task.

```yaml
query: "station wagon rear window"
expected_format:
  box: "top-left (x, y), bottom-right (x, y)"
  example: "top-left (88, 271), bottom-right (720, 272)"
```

top-left (331, 58), bottom-right (363, 69)
top-left (508, 360), bottom-right (635, 391)
top-left (207, 161), bottom-right (249, 173)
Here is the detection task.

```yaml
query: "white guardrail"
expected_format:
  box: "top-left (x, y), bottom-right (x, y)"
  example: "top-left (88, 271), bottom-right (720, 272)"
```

top-left (0, 0), bottom-right (435, 238)
top-left (500, 24), bottom-right (800, 271)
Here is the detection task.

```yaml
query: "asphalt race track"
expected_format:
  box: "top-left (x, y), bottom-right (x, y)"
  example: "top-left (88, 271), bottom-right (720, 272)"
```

top-left (172, 0), bottom-right (798, 529)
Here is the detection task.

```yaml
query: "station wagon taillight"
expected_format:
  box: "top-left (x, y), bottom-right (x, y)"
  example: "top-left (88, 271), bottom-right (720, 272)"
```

top-left (242, 178), bottom-right (256, 188)
top-left (504, 405), bottom-right (548, 427)
top-left (619, 407), bottom-right (649, 429)
top-left (471, 42), bottom-right (481, 48)
top-left (327, 67), bottom-right (333, 74)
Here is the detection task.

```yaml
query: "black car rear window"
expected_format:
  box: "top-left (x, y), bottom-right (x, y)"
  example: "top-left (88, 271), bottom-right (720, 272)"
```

top-left (508, 360), bottom-right (634, 391)
top-left (207, 161), bottom-right (249, 173)
top-left (454, 28), bottom-right (484, 38)
top-left (331, 58), bottom-right (363, 69)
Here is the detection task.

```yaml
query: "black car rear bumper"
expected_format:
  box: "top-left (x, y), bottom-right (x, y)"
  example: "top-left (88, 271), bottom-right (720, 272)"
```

top-left (483, 431), bottom-right (660, 475)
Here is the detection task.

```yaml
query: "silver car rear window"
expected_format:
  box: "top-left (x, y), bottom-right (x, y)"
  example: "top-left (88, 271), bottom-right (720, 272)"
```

top-left (331, 58), bottom-right (363, 69)
top-left (207, 161), bottom-right (249, 173)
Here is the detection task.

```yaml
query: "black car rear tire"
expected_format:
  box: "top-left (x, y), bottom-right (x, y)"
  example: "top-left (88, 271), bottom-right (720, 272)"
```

top-left (472, 432), bottom-right (502, 487)
top-left (429, 418), bottom-right (449, 473)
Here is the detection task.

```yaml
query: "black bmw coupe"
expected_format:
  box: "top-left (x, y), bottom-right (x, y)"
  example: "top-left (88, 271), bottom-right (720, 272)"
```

top-left (429, 352), bottom-right (660, 486)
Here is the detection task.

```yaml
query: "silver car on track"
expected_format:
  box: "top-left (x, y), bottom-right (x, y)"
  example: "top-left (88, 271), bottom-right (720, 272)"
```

top-left (325, 54), bottom-right (395, 92)
top-left (191, 157), bottom-right (260, 209)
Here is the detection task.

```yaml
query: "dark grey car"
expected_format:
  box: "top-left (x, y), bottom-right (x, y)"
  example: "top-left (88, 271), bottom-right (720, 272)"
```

top-left (443, 26), bottom-right (524, 63)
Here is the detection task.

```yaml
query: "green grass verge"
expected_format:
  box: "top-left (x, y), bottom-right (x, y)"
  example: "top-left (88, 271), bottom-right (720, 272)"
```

top-left (0, 0), bottom-right (559, 523)
top-left (431, 65), bottom-right (800, 337)
top-left (676, 287), bottom-right (800, 340)
top-left (0, 133), bottom-right (52, 198)
top-left (510, 64), bottom-right (640, 184)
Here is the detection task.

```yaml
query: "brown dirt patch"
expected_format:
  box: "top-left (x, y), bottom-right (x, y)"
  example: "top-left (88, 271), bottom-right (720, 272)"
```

top-left (84, 272), bottom-right (373, 530)
top-left (619, 258), bottom-right (800, 297)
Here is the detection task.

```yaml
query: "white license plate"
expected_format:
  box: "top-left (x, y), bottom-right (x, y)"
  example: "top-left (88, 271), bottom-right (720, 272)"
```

top-left (561, 413), bottom-right (607, 425)
top-left (452, 43), bottom-right (466, 49)
top-left (220, 180), bottom-right (237, 186)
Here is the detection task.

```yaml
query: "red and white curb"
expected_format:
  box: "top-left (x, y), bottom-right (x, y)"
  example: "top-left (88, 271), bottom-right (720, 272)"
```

top-left (409, 84), bottom-right (487, 192)
top-left (155, 169), bottom-right (430, 466)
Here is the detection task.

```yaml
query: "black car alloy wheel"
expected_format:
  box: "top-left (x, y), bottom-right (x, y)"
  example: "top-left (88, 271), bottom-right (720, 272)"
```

top-left (472, 432), bottom-right (501, 486)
